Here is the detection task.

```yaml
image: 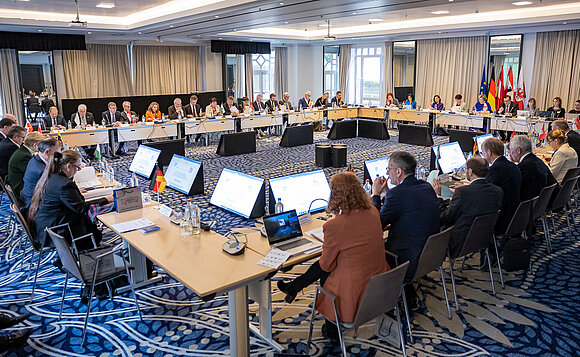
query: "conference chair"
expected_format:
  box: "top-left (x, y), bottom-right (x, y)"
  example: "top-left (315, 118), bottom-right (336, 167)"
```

top-left (46, 224), bottom-right (143, 346)
top-left (306, 262), bottom-right (410, 357)
top-left (561, 167), bottom-right (580, 215)
top-left (448, 212), bottom-right (499, 311)
top-left (4, 184), bottom-right (22, 238)
top-left (547, 176), bottom-right (580, 242)
top-left (532, 184), bottom-right (558, 253)
top-left (9, 204), bottom-right (40, 272)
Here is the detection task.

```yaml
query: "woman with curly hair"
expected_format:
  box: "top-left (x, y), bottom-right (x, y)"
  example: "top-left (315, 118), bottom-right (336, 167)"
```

top-left (277, 172), bottom-right (388, 343)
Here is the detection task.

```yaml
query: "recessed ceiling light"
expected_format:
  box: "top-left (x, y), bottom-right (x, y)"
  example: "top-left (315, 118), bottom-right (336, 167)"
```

top-left (233, 28), bottom-right (237, 31)
top-left (96, 3), bottom-right (115, 9)
top-left (284, 21), bottom-right (288, 24)
top-left (218, 37), bottom-right (222, 39)
top-left (87, 31), bottom-right (92, 34)
top-left (138, 31), bottom-right (142, 35)
top-left (369, 18), bottom-right (382, 22)
top-left (197, 34), bottom-right (200, 37)
top-left (280, 2), bottom-right (284, 4)
top-left (449, 0), bottom-right (454, 2)
top-left (563, 21), bottom-right (568, 24)
top-left (352, 12), bottom-right (357, 15)
top-left (15, 0), bottom-right (30, 2)
top-left (214, 15), bottom-right (219, 18)
top-left (504, 52), bottom-right (511, 54)
top-left (512, 1), bottom-right (532, 5)
top-left (169, 25), bottom-right (174, 28)
top-left (431, 10), bottom-right (449, 14)
top-left (37, 29), bottom-right (42, 32)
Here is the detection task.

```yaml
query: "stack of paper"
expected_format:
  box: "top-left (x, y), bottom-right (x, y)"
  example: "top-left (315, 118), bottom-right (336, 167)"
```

top-left (74, 166), bottom-right (104, 190)
top-left (111, 218), bottom-right (155, 233)
top-left (257, 249), bottom-right (291, 269)
top-left (82, 187), bottom-right (113, 201)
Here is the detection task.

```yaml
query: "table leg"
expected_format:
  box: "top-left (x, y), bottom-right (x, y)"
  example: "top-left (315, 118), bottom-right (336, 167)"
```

top-left (117, 242), bottom-right (163, 293)
top-left (228, 286), bottom-right (249, 357)
top-left (247, 280), bottom-right (283, 351)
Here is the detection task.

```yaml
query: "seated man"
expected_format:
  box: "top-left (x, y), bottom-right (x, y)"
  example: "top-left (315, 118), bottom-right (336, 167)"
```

top-left (0, 116), bottom-right (16, 140)
top-left (0, 126), bottom-right (26, 179)
top-left (168, 98), bottom-right (185, 120)
top-left (330, 91), bottom-right (344, 107)
top-left (252, 94), bottom-right (265, 112)
top-left (222, 96), bottom-right (240, 116)
top-left (552, 119), bottom-right (580, 164)
top-left (7, 132), bottom-right (45, 198)
top-left (20, 137), bottom-right (59, 208)
top-left (497, 95), bottom-right (519, 117)
top-left (43, 106), bottom-right (66, 130)
top-left (371, 151), bottom-right (439, 306)
top-left (433, 157), bottom-right (503, 257)
top-left (298, 91), bottom-right (313, 110)
top-left (70, 104), bottom-right (97, 159)
top-left (120, 101), bottom-right (137, 124)
top-left (102, 102), bottom-right (124, 156)
top-left (184, 95), bottom-right (202, 118)
top-left (265, 93), bottom-right (278, 113)
top-left (280, 92), bottom-right (293, 111)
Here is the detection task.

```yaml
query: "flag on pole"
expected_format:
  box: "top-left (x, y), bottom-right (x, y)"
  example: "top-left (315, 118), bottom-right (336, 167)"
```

top-left (507, 66), bottom-right (514, 96)
top-left (153, 169), bottom-right (166, 193)
top-left (510, 130), bottom-right (517, 140)
top-left (515, 68), bottom-right (526, 110)
top-left (473, 140), bottom-right (479, 154)
top-left (488, 67), bottom-right (496, 112)
top-left (25, 121), bottom-right (33, 133)
top-left (497, 67), bottom-right (505, 106)
top-left (37, 124), bottom-right (42, 134)
top-left (479, 66), bottom-right (487, 96)
top-left (539, 123), bottom-right (546, 141)
top-left (95, 144), bottom-right (101, 160)
top-left (574, 116), bottom-right (580, 131)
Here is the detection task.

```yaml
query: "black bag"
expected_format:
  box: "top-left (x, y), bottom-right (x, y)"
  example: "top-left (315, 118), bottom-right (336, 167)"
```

top-left (502, 237), bottom-right (530, 271)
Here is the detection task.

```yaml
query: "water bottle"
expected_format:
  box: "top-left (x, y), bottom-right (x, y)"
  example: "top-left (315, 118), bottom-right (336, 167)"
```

top-left (417, 163), bottom-right (426, 181)
top-left (141, 115), bottom-right (145, 123)
top-left (181, 199), bottom-right (192, 236)
top-left (274, 198), bottom-right (284, 213)
top-left (107, 163), bottom-right (115, 184)
top-left (130, 172), bottom-right (139, 187)
top-left (100, 158), bottom-right (107, 175)
top-left (191, 202), bottom-right (201, 236)
top-left (162, 113), bottom-right (165, 121)
top-left (363, 179), bottom-right (372, 196)
top-left (63, 140), bottom-right (69, 150)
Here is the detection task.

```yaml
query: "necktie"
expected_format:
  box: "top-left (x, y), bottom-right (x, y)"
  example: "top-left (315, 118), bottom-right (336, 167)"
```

top-left (81, 116), bottom-right (86, 128)
top-left (52, 117), bottom-right (56, 126)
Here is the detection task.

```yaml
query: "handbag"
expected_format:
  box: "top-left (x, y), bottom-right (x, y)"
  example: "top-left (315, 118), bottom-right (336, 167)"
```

top-left (502, 237), bottom-right (530, 272)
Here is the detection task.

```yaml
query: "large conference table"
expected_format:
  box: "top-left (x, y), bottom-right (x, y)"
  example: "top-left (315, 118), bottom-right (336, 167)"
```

top-left (98, 206), bottom-right (326, 356)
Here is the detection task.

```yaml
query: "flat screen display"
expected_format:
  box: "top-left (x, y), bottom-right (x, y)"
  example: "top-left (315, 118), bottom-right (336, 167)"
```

top-left (129, 145), bottom-right (161, 178)
top-left (474, 133), bottom-right (493, 153)
top-left (210, 168), bottom-right (264, 218)
top-left (164, 155), bottom-right (202, 194)
top-left (269, 170), bottom-right (331, 215)
top-left (433, 141), bottom-right (467, 174)
top-left (364, 157), bottom-right (396, 189)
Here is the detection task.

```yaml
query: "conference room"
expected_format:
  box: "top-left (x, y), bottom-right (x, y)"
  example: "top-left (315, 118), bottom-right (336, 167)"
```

top-left (0, 0), bottom-right (579, 356)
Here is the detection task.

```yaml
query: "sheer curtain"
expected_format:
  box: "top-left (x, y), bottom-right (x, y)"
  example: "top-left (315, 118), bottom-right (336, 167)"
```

top-left (339, 44), bottom-right (351, 94)
top-left (245, 54), bottom-right (254, 99)
top-left (235, 54), bottom-right (245, 99)
top-left (393, 56), bottom-right (404, 87)
top-left (415, 36), bottom-right (486, 109)
top-left (530, 30), bottom-right (580, 110)
top-left (382, 41), bottom-right (393, 105)
top-left (275, 47), bottom-right (288, 97)
top-left (0, 49), bottom-right (24, 124)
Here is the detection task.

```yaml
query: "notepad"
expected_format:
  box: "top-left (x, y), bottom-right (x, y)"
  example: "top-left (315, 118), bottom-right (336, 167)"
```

top-left (74, 166), bottom-right (104, 190)
top-left (111, 218), bottom-right (155, 233)
top-left (305, 227), bottom-right (324, 242)
top-left (257, 249), bottom-right (291, 269)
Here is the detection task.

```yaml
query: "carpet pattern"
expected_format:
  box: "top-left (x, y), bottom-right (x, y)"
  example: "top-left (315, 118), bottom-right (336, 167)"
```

top-left (0, 130), bottom-right (578, 356)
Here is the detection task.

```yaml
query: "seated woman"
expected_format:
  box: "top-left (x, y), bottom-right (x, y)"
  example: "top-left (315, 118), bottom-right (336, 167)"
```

top-left (431, 95), bottom-right (444, 111)
top-left (145, 102), bottom-right (162, 122)
top-left (241, 97), bottom-right (252, 114)
top-left (474, 94), bottom-right (491, 112)
top-left (453, 94), bottom-right (469, 112)
top-left (525, 98), bottom-right (540, 117)
top-left (404, 94), bottom-right (417, 109)
top-left (277, 172), bottom-right (388, 342)
top-left (546, 129), bottom-right (578, 183)
top-left (28, 150), bottom-right (112, 250)
top-left (547, 97), bottom-right (566, 118)
top-left (315, 92), bottom-right (330, 108)
top-left (205, 97), bottom-right (220, 118)
top-left (386, 92), bottom-right (400, 107)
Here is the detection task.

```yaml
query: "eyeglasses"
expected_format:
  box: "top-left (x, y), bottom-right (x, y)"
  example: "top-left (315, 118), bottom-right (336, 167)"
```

top-left (71, 163), bottom-right (83, 171)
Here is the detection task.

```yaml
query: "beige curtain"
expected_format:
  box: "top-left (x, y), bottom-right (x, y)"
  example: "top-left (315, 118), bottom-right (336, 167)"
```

top-left (0, 49), bottom-right (24, 124)
top-left (393, 55), bottom-right (404, 87)
top-left (245, 54), bottom-right (254, 99)
top-left (530, 30), bottom-right (580, 110)
top-left (235, 54), bottom-right (245, 100)
top-left (382, 42), bottom-right (393, 104)
top-left (168, 46), bottom-right (202, 94)
top-left (492, 55), bottom-right (505, 83)
top-left (275, 47), bottom-right (288, 97)
top-left (62, 44), bottom-right (133, 98)
top-left (338, 44), bottom-right (351, 94)
top-left (415, 36), bottom-right (486, 109)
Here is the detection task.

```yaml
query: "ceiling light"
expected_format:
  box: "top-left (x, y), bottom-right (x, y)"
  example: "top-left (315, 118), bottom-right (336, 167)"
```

top-left (280, 2), bottom-right (284, 4)
top-left (449, 0), bottom-right (454, 1)
top-left (352, 12), bottom-right (357, 15)
top-left (233, 28), bottom-right (237, 31)
top-left (214, 15), bottom-right (219, 18)
top-left (218, 37), bottom-right (222, 39)
top-left (96, 3), bottom-right (115, 9)
top-left (431, 10), bottom-right (449, 15)
top-left (169, 25), bottom-right (174, 28)
top-left (563, 21), bottom-right (568, 24)
top-left (87, 31), bottom-right (92, 34)
top-left (37, 29), bottom-right (42, 32)
top-left (138, 31), bottom-right (142, 34)
top-left (369, 18), bottom-right (382, 22)
top-left (284, 21), bottom-right (288, 24)
top-left (512, 1), bottom-right (532, 5)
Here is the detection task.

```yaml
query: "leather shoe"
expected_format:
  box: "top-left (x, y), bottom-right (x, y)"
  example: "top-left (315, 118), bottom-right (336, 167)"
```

top-left (0, 314), bottom-right (29, 329)
top-left (277, 280), bottom-right (298, 304)
top-left (0, 329), bottom-right (31, 352)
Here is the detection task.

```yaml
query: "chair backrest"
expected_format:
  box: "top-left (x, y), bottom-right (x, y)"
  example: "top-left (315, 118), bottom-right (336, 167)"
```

top-left (0, 176), bottom-right (6, 191)
top-left (455, 211), bottom-right (499, 258)
top-left (551, 176), bottom-right (580, 211)
top-left (561, 168), bottom-right (580, 184)
top-left (412, 226), bottom-right (453, 281)
top-left (4, 184), bottom-right (21, 209)
top-left (45, 225), bottom-right (84, 281)
top-left (352, 261), bottom-right (409, 329)
top-left (504, 197), bottom-right (536, 238)
top-left (532, 183), bottom-right (558, 220)
top-left (9, 203), bottom-right (40, 251)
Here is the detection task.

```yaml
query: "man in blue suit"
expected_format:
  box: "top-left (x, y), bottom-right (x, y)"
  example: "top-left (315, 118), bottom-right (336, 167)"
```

top-left (298, 91), bottom-right (313, 110)
top-left (372, 151), bottom-right (440, 307)
top-left (20, 137), bottom-right (59, 209)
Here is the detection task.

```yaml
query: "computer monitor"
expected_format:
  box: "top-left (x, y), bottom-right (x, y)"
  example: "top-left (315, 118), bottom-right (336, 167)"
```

top-left (474, 133), bottom-right (493, 153)
top-left (433, 141), bottom-right (467, 174)
top-left (210, 168), bottom-right (265, 219)
top-left (164, 155), bottom-right (203, 195)
top-left (269, 170), bottom-right (331, 215)
top-left (363, 157), bottom-right (396, 189)
top-left (142, 139), bottom-right (185, 170)
top-left (448, 129), bottom-right (484, 153)
top-left (129, 145), bottom-right (161, 178)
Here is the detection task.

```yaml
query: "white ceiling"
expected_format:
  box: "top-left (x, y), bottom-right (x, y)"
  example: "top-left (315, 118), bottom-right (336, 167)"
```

top-left (0, 0), bottom-right (579, 44)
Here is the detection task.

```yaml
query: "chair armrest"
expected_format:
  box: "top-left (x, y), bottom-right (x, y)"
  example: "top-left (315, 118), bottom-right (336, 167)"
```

top-left (93, 245), bottom-right (123, 261)
top-left (316, 286), bottom-right (337, 302)
top-left (385, 250), bottom-right (399, 266)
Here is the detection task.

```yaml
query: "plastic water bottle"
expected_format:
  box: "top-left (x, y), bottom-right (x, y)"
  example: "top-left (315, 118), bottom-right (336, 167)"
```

top-left (141, 115), bottom-right (145, 123)
top-left (130, 172), bottom-right (139, 187)
top-left (181, 199), bottom-right (192, 236)
top-left (363, 179), bottom-right (372, 196)
top-left (107, 163), bottom-right (115, 184)
top-left (100, 158), bottom-right (107, 175)
top-left (63, 140), bottom-right (69, 150)
top-left (417, 163), bottom-right (426, 181)
top-left (162, 113), bottom-right (165, 121)
top-left (191, 202), bottom-right (201, 236)
top-left (275, 198), bottom-right (284, 213)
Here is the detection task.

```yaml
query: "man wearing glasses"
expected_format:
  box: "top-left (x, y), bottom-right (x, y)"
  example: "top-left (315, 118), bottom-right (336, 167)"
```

top-left (0, 126), bottom-right (26, 179)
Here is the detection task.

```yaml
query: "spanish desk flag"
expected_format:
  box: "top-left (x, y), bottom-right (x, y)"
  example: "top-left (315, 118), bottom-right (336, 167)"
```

top-left (153, 169), bottom-right (166, 193)
top-left (488, 67), bottom-right (496, 112)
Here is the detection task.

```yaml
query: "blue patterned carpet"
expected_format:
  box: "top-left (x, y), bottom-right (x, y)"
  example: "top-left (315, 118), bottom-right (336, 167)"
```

top-left (1, 130), bottom-right (579, 356)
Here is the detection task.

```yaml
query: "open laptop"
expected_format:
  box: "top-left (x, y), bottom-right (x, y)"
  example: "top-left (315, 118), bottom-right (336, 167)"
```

top-left (263, 209), bottom-right (322, 256)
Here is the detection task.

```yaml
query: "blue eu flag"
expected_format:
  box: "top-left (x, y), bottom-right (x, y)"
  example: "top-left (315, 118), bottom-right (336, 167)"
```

top-left (479, 67), bottom-right (487, 96)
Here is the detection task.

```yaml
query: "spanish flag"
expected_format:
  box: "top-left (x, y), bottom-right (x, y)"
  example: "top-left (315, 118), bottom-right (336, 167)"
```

top-left (153, 169), bottom-right (166, 193)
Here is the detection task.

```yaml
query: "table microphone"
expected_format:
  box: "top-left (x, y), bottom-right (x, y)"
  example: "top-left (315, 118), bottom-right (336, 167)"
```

top-left (222, 231), bottom-right (246, 256)
top-left (299, 198), bottom-right (329, 226)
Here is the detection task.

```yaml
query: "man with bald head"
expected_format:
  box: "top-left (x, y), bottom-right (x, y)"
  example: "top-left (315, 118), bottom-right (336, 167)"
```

top-left (168, 98), bottom-right (185, 120)
top-left (298, 91), bottom-right (313, 110)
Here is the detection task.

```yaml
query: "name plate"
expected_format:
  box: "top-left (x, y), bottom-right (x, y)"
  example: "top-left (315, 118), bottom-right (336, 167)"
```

top-left (114, 187), bottom-right (143, 213)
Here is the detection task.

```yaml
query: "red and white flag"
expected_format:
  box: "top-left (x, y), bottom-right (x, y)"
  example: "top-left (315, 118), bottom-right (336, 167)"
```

top-left (25, 121), bottom-right (33, 133)
top-left (539, 123), bottom-right (546, 141)
top-left (574, 116), bottom-right (580, 131)
top-left (515, 70), bottom-right (526, 110)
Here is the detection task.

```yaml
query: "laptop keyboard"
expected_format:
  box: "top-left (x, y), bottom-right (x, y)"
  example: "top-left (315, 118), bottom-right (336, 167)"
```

top-left (277, 238), bottom-right (312, 251)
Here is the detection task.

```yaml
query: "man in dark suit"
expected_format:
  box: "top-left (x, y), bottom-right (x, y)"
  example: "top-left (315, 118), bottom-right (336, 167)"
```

top-left (70, 104), bottom-right (96, 129)
top-left (280, 92), bottom-right (293, 111)
top-left (102, 102), bottom-right (124, 156)
top-left (553, 120), bottom-right (580, 164)
top-left (222, 96), bottom-right (239, 116)
top-left (298, 91), bottom-right (313, 110)
top-left (168, 98), bottom-right (185, 120)
top-left (120, 101), bottom-right (137, 123)
top-left (509, 135), bottom-right (559, 202)
top-left (481, 137), bottom-right (521, 235)
top-left (252, 94), bottom-right (266, 112)
top-left (434, 157), bottom-right (503, 257)
top-left (265, 93), bottom-right (279, 113)
top-left (0, 116), bottom-right (16, 140)
top-left (184, 95), bottom-right (202, 118)
top-left (0, 126), bottom-right (26, 179)
top-left (43, 107), bottom-right (66, 130)
top-left (497, 95), bottom-right (518, 117)
top-left (20, 137), bottom-right (59, 208)
top-left (7, 132), bottom-right (44, 198)
top-left (372, 151), bottom-right (440, 280)
top-left (331, 91), bottom-right (345, 107)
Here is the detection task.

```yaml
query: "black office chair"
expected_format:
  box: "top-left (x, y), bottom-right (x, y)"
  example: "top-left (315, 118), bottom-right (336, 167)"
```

top-left (548, 176), bottom-right (580, 241)
top-left (532, 184), bottom-right (558, 252)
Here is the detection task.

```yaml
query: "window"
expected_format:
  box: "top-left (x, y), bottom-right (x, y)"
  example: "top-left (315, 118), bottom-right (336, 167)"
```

top-left (323, 46), bottom-right (339, 97)
top-left (489, 35), bottom-right (522, 93)
top-left (252, 51), bottom-right (275, 99)
top-left (348, 46), bottom-right (383, 106)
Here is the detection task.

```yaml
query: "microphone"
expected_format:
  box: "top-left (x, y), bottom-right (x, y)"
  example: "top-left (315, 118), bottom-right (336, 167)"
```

top-left (222, 231), bottom-right (246, 255)
top-left (300, 198), bottom-right (329, 226)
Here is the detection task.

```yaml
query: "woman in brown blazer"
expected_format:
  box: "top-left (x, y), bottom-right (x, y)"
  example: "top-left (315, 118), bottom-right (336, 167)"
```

top-left (277, 172), bottom-right (388, 343)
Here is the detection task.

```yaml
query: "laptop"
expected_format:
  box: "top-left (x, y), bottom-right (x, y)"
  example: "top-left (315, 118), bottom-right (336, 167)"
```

top-left (263, 209), bottom-right (322, 256)
top-left (517, 110), bottom-right (529, 118)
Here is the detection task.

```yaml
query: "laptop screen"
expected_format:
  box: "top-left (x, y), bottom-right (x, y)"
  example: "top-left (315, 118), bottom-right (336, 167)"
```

top-left (263, 210), bottom-right (302, 245)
